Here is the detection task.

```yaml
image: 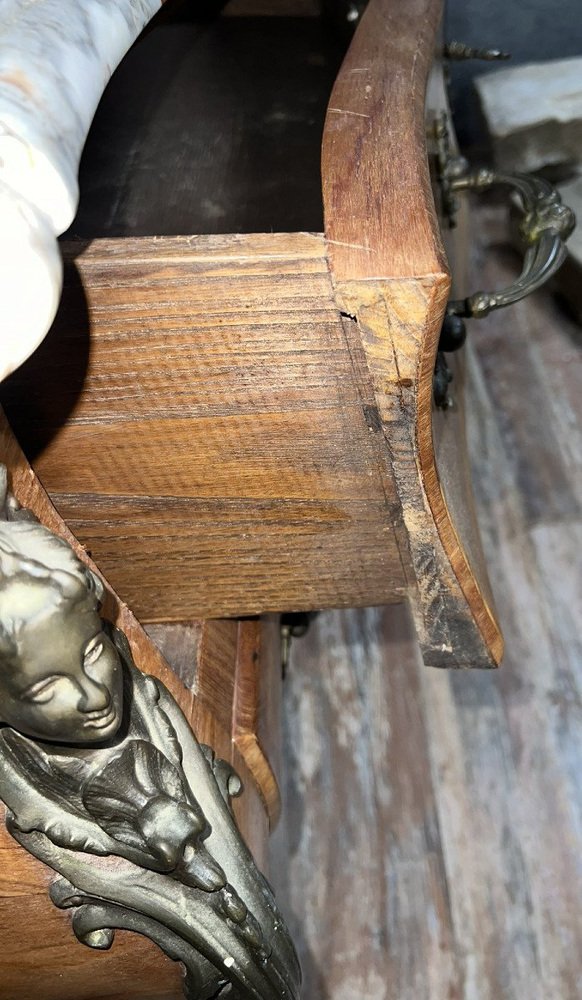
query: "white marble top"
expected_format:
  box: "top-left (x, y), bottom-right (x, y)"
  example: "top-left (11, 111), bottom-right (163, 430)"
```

top-left (476, 57), bottom-right (582, 137)
top-left (0, 0), bottom-right (162, 381)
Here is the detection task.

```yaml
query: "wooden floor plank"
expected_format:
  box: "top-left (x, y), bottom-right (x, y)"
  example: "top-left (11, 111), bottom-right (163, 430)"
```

top-left (273, 605), bottom-right (461, 1000)
top-left (273, 205), bottom-right (582, 998)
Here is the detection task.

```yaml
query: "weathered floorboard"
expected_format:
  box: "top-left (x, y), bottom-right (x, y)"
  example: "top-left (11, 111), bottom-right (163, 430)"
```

top-left (274, 204), bottom-right (582, 998)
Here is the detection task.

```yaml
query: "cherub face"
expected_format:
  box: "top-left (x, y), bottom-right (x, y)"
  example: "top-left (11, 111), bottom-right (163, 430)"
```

top-left (0, 596), bottom-right (123, 744)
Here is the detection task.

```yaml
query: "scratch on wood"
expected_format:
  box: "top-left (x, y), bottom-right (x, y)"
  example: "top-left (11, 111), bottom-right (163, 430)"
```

top-left (327, 240), bottom-right (372, 252)
top-left (410, 49), bottom-right (420, 84)
top-left (328, 108), bottom-right (371, 119)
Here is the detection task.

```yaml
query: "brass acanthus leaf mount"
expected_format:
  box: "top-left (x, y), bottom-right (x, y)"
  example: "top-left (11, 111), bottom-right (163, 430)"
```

top-left (0, 468), bottom-right (301, 1000)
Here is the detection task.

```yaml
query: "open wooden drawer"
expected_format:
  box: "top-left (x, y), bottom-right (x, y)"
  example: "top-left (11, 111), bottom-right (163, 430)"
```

top-left (0, 0), bottom-right (530, 668)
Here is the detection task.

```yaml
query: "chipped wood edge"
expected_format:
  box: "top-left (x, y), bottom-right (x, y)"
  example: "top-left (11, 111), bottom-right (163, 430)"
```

top-left (333, 278), bottom-right (503, 668)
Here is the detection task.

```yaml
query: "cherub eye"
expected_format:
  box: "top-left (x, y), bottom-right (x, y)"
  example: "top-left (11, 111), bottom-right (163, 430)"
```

top-left (22, 676), bottom-right (60, 704)
top-left (84, 636), bottom-right (105, 667)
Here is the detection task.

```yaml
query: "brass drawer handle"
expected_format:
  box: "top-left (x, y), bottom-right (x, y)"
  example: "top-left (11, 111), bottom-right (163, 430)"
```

top-left (447, 168), bottom-right (576, 319)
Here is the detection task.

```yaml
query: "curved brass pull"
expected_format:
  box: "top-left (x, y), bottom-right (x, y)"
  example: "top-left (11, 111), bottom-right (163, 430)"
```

top-left (447, 168), bottom-right (576, 319)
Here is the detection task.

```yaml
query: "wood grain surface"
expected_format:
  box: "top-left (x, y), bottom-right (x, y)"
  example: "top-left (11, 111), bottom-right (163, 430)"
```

top-left (0, 0), bottom-right (503, 671)
top-left (322, 0), bottom-right (503, 667)
top-left (273, 204), bottom-right (582, 999)
top-left (322, 0), bottom-right (447, 281)
top-left (0, 233), bottom-right (410, 622)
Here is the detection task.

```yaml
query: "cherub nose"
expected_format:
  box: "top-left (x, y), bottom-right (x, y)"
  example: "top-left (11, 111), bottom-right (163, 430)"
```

top-left (77, 678), bottom-right (110, 714)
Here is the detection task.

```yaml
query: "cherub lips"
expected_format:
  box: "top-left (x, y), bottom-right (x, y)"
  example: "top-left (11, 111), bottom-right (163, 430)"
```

top-left (83, 703), bottom-right (117, 730)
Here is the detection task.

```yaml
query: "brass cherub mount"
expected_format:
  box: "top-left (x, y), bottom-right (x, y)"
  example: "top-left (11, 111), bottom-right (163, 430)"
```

top-left (0, 467), bottom-right (300, 1000)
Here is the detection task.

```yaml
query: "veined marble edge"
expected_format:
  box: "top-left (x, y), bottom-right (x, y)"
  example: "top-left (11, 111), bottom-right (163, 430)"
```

top-left (0, 0), bottom-right (163, 381)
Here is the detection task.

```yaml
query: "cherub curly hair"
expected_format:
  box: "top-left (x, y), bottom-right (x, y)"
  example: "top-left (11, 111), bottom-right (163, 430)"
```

top-left (0, 519), bottom-right (103, 665)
